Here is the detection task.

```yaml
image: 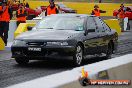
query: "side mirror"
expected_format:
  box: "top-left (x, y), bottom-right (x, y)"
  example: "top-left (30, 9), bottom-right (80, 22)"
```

top-left (84, 29), bottom-right (95, 36)
top-left (27, 26), bottom-right (33, 31)
top-left (87, 29), bottom-right (95, 32)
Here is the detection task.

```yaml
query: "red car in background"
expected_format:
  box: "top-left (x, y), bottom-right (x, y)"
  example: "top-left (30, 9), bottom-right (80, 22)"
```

top-left (26, 3), bottom-right (77, 20)
top-left (113, 6), bottom-right (132, 19)
top-left (25, 6), bottom-right (47, 20)
top-left (57, 3), bottom-right (77, 13)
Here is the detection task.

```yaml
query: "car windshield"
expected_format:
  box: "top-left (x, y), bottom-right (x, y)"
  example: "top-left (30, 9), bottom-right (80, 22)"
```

top-left (35, 16), bottom-right (85, 31)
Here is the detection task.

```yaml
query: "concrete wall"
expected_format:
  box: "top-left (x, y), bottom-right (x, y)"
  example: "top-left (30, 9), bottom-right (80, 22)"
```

top-left (8, 20), bottom-right (37, 43)
top-left (59, 62), bottom-right (132, 88)
top-left (8, 20), bottom-right (17, 42)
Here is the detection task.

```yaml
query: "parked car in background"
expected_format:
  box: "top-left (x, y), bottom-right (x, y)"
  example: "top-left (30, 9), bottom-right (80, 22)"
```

top-left (57, 3), bottom-right (77, 13)
top-left (11, 14), bottom-right (118, 66)
top-left (40, 6), bottom-right (47, 11)
top-left (26, 6), bottom-right (47, 20)
top-left (113, 6), bottom-right (132, 19)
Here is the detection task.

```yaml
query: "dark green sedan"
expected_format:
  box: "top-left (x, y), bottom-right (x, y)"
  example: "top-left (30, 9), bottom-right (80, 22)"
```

top-left (11, 14), bottom-right (118, 66)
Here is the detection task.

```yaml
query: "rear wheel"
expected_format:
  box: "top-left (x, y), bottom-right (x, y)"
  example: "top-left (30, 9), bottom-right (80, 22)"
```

top-left (15, 58), bottom-right (29, 65)
top-left (73, 44), bottom-right (83, 66)
top-left (127, 22), bottom-right (130, 30)
top-left (105, 42), bottom-right (113, 59)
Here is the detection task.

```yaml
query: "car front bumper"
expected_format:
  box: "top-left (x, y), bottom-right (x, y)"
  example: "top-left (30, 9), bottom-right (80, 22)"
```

top-left (11, 46), bottom-right (75, 59)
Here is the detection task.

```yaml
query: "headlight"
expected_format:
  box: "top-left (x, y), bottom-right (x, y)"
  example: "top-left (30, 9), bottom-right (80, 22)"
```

top-left (47, 42), bottom-right (68, 46)
top-left (12, 40), bottom-right (26, 46)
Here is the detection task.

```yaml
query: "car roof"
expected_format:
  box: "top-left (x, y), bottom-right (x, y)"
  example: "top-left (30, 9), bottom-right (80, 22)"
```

top-left (48, 14), bottom-right (95, 18)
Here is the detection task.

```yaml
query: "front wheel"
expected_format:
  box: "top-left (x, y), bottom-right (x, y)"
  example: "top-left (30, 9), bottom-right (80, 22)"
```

top-left (15, 58), bottom-right (29, 65)
top-left (73, 44), bottom-right (83, 67)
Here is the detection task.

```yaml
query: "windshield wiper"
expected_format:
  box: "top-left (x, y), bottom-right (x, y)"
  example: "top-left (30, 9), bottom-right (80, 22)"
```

top-left (38, 28), bottom-right (53, 29)
top-left (56, 29), bottom-right (65, 30)
top-left (44, 28), bottom-right (53, 29)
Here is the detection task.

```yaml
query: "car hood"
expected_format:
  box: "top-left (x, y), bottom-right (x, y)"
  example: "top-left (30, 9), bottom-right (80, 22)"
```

top-left (16, 30), bottom-right (82, 40)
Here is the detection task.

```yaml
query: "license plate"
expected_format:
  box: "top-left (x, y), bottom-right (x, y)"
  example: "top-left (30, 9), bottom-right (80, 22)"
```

top-left (28, 47), bottom-right (41, 52)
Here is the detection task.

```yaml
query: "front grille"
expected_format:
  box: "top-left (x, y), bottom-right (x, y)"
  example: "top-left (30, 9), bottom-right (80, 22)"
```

top-left (26, 42), bottom-right (46, 46)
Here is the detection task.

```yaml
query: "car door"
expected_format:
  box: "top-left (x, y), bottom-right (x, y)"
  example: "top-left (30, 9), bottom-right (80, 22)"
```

top-left (93, 17), bottom-right (110, 53)
top-left (84, 17), bottom-right (100, 55)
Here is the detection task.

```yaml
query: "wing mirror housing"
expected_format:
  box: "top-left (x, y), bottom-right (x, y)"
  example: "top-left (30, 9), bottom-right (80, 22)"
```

top-left (27, 26), bottom-right (33, 31)
top-left (87, 29), bottom-right (95, 32)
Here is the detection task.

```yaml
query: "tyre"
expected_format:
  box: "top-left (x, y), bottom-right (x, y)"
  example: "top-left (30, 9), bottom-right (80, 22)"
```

top-left (127, 22), bottom-right (130, 30)
top-left (73, 44), bottom-right (83, 66)
top-left (15, 58), bottom-right (29, 65)
top-left (105, 42), bottom-right (113, 59)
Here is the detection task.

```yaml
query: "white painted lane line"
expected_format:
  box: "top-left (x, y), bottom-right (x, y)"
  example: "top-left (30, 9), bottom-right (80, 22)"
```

top-left (0, 58), bottom-right (14, 62)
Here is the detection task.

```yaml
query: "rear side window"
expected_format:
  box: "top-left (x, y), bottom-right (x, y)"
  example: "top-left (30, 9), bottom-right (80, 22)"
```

top-left (94, 17), bottom-right (105, 32)
top-left (94, 17), bottom-right (111, 32)
top-left (99, 19), bottom-right (111, 32)
top-left (102, 21), bottom-right (111, 32)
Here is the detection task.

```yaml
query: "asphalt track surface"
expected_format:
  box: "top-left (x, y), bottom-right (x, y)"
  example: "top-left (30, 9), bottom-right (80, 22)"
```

top-left (0, 20), bottom-right (132, 88)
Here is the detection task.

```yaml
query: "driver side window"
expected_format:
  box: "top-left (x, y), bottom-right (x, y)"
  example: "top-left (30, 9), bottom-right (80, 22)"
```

top-left (87, 17), bottom-right (96, 32)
